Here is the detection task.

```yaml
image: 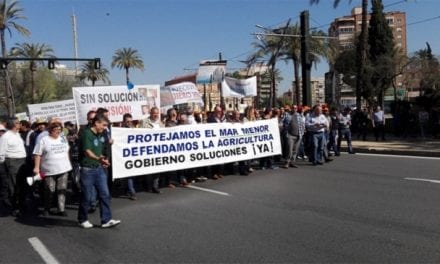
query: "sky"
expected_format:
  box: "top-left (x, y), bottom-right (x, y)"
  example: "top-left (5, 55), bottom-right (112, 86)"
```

top-left (9, 0), bottom-right (440, 94)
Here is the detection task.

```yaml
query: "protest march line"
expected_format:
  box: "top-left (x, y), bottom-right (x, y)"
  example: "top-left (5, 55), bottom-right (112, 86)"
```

top-left (28, 237), bottom-right (60, 264)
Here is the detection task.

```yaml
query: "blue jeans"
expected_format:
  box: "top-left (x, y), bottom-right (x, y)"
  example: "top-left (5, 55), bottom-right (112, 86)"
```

top-left (127, 178), bottom-right (135, 194)
top-left (77, 167), bottom-right (112, 224)
top-left (312, 132), bottom-right (325, 163)
top-left (338, 128), bottom-right (353, 153)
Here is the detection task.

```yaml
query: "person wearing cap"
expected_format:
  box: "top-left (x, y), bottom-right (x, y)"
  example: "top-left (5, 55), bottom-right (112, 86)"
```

top-left (0, 118), bottom-right (27, 216)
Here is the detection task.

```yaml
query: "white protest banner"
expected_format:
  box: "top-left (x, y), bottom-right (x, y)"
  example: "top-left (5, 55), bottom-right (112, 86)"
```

top-left (15, 112), bottom-right (29, 121)
top-left (27, 99), bottom-right (77, 123)
top-left (165, 82), bottom-right (204, 106)
top-left (222, 76), bottom-right (257, 98)
top-left (72, 85), bottom-right (160, 125)
top-left (196, 60), bottom-right (226, 84)
top-left (111, 118), bottom-right (281, 179)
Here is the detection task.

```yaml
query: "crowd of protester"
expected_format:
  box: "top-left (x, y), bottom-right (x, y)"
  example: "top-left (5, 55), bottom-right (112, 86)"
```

top-left (0, 102), bottom-right (438, 228)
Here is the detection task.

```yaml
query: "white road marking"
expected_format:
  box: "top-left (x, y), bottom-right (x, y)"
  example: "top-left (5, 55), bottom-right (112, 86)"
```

top-left (404, 178), bottom-right (440, 184)
top-left (186, 185), bottom-right (231, 196)
top-left (28, 237), bottom-right (60, 264)
top-left (353, 153), bottom-right (440, 160)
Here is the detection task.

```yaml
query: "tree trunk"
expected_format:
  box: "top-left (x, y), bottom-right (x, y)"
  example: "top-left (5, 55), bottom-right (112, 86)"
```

top-left (125, 67), bottom-right (130, 84)
top-left (271, 63), bottom-right (276, 108)
top-left (31, 70), bottom-right (35, 104)
top-left (355, 0), bottom-right (368, 110)
top-left (1, 30), bottom-right (14, 117)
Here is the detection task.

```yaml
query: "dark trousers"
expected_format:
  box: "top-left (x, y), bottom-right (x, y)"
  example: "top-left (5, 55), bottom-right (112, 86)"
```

top-left (4, 158), bottom-right (27, 211)
top-left (374, 122), bottom-right (385, 140)
top-left (0, 163), bottom-right (8, 202)
top-left (338, 128), bottom-right (353, 153)
top-left (238, 161), bottom-right (250, 175)
top-left (144, 174), bottom-right (159, 190)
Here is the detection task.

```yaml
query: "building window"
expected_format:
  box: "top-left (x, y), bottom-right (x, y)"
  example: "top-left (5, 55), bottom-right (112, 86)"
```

top-left (397, 35), bottom-right (402, 39)
top-left (396, 27), bottom-right (402, 32)
top-left (386, 18), bottom-right (394, 25)
top-left (338, 27), bottom-right (354, 34)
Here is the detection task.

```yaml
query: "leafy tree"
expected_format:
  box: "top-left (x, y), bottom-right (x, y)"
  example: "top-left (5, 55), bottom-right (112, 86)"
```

top-left (10, 67), bottom-right (55, 111)
top-left (368, 0), bottom-right (395, 106)
top-left (10, 42), bottom-right (54, 103)
top-left (54, 71), bottom-right (81, 100)
top-left (411, 44), bottom-right (440, 111)
top-left (0, 0), bottom-right (30, 115)
top-left (310, 0), bottom-right (368, 109)
top-left (111, 47), bottom-right (144, 84)
top-left (78, 61), bottom-right (110, 86)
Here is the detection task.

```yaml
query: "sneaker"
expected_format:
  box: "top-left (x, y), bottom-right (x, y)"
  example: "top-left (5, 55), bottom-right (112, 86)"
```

top-left (79, 220), bottom-right (94, 229)
top-left (101, 219), bottom-right (121, 228)
top-left (196, 176), bottom-right (208, 182)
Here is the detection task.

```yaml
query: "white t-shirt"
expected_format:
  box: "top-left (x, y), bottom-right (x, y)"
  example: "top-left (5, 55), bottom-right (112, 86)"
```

top-left (0, 130), bottom-right (27, 163)
top-left (33, 135), bottom-right (72, 176)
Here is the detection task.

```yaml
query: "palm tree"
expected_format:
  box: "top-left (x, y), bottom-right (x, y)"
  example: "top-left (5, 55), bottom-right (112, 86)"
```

top-left (111, 47), bottom-right (144, 84)
top-left (11, 42), bottom-right (54, 103)
top-left (249, 21), bottom-right (290, 108)
top-left (0, 0), bottom-right (30, 116)
top-left (280, 23), bottom-right (328, 104)
top-left (78, 61), bottom-right (110, 86)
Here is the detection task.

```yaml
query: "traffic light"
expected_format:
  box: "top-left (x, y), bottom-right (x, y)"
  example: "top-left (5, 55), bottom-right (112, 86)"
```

top-left (0, 59), bottom-right (8, 70)
top-left (94, 58), bottom-right (101, 69)
top-left (48, 59), bottom-right (55, 70)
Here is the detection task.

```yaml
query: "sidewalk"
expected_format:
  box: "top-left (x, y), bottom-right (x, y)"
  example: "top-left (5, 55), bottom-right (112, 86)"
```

top-left (340, 135), bottom-right (440, 157)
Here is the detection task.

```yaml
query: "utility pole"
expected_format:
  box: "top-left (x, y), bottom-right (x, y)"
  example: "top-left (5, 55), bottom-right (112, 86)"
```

top-left (218, 52), bottom-right (226, 109)
top-left (72, 9), bottom-right (79, 76)
top-left (300, 10), bottom-right (312, 107)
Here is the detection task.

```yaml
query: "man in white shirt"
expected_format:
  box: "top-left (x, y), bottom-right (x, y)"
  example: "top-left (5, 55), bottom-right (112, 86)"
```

top-left (306, 105), bottom-right (329, 165)
top-left (0, 118), bottom-right (27, 216)
top-left (372, 106), bottom-right (385, 141)
top-left (139, 107), bottom-right (164, 193)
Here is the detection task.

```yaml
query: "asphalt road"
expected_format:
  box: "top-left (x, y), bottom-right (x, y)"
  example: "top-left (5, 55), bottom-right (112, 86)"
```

top-left (1, 153), bottom-right (440, 263)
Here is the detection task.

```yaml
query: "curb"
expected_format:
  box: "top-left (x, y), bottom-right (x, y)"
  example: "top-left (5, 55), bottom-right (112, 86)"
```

top-left (341, 147), bottom-right (440, 158)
